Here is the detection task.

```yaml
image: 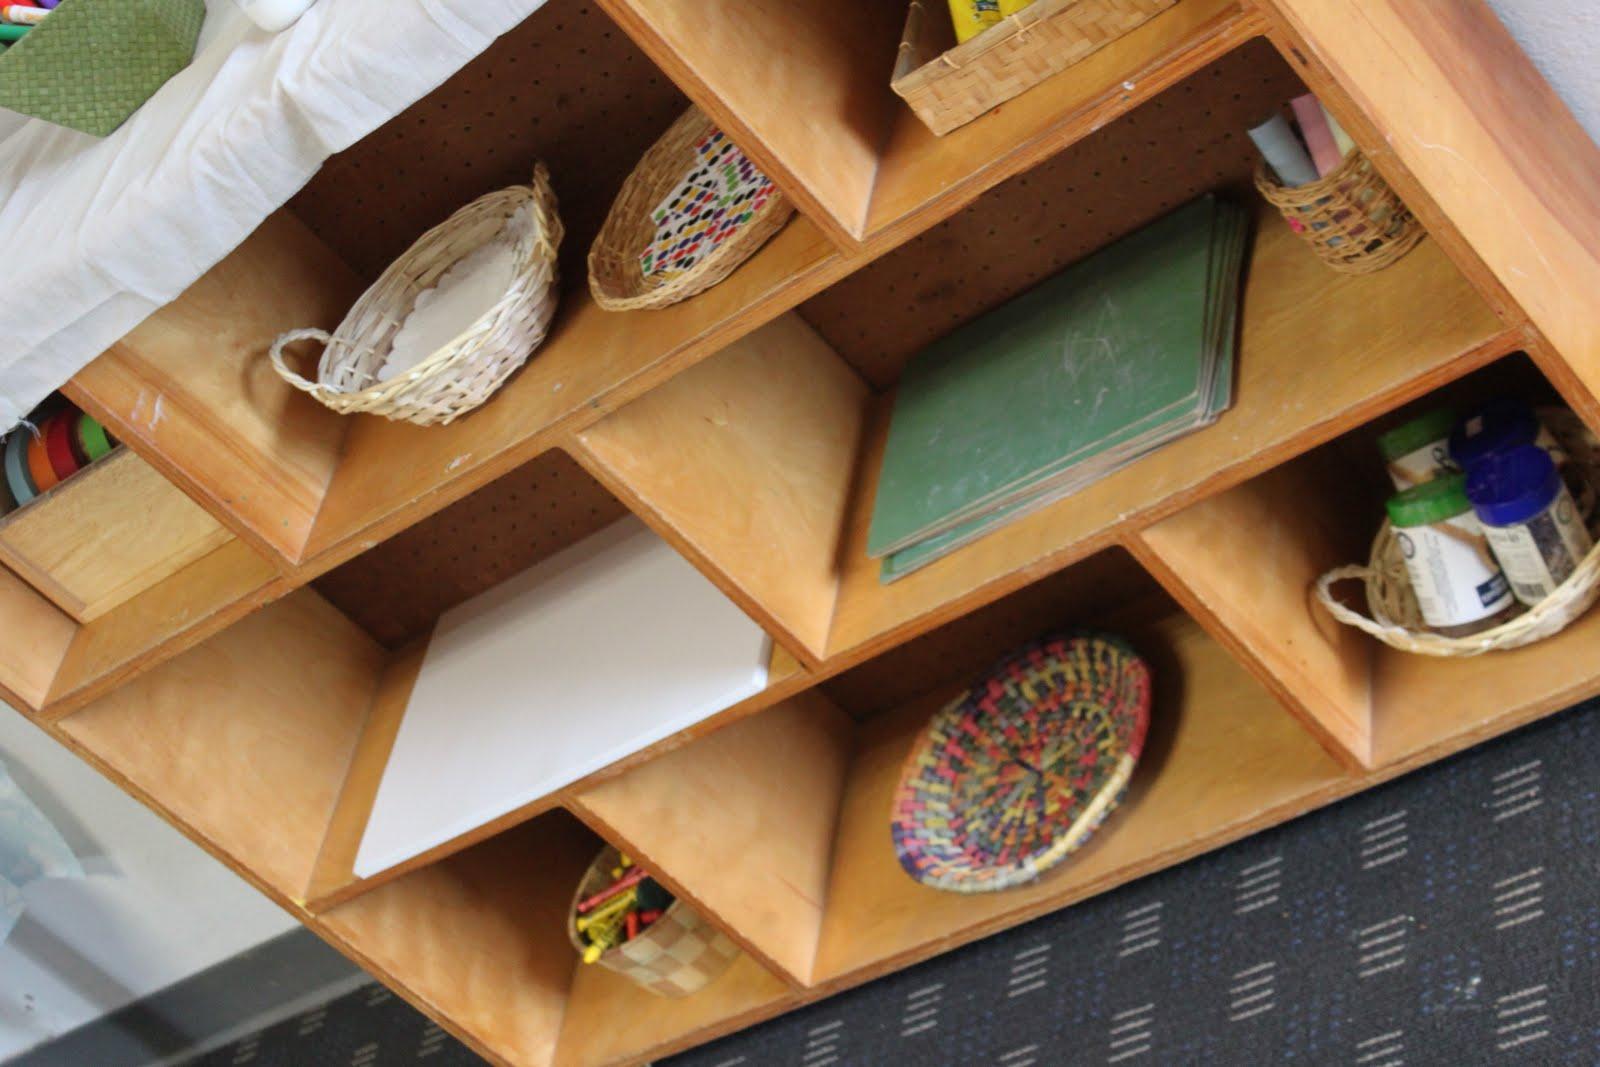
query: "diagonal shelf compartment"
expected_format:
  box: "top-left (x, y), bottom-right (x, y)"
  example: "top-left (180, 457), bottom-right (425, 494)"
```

top-left (812, 608), bottom-right (1348, 985)
top-left (862, 0), bottom-right (1260, 247)
top-left (1131, 353), bottom-right (1600, 776)
top-left (303, 456), bottom-right (815, 911)
top-left (821, 202), bottom-right (1517, 665)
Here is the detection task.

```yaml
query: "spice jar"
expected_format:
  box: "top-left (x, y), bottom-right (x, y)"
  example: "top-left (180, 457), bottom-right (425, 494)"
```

top-left (1377, 408), bottom-right (1458, 490)
top-left (1465, 445), bottom-right (1593, 607)
top-left (1450, 399), bottom-right (1565, 471)
top-left (1386, 473), bottom-right (1517, 636)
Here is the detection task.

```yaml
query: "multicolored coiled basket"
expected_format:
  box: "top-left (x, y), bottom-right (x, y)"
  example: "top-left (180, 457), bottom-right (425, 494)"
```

top-left (890, 633), bottom-right (1152, 893)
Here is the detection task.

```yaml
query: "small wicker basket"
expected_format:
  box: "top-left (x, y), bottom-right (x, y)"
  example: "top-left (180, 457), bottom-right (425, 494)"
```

top-left (588, 108), bottom-right (794, 312)
top-left (1316, 409), bottom-right (1600, 656)
top-left (268, 165), bottom-right (563, 426)
top-left (567, 846), bottom-right (741, 998)
top-left (890, 0), bottom-right (1178, 136)
top-left (1254, 149), bottom-right (1425, 274)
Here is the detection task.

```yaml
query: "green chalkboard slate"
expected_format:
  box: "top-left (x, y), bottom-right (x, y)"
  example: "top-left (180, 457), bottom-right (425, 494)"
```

top-left (868, 195), bottom-right (1243, 562)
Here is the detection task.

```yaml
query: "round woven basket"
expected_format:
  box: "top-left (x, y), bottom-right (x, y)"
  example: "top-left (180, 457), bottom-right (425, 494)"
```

top-left (1255, 148), bottom-right (1425, 274)
top-left (890, 633), bottom-right (1152, 894)
top-left (1316, 409), bottom-right (1600, 656)
top-left (268, 164), bottom-right (563, 426)
top-left (567, 846), bottom-right (740, 998)
top-left (588, 107), bottom-right (794, 312)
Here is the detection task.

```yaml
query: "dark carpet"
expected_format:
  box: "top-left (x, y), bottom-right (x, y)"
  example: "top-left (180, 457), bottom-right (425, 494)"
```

top-left (191, 695), bottom-right (1600, 1066)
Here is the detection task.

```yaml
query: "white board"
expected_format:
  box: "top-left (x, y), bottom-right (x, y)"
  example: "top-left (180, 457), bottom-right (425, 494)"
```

top-left (354, 517), bottom-right (771, 877)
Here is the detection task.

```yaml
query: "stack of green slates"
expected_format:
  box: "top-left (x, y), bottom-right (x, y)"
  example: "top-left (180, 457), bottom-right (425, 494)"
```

top-left (0, 0), bottom-right (205, 137)
top-left (867, 194), bottom-right (1252, 581)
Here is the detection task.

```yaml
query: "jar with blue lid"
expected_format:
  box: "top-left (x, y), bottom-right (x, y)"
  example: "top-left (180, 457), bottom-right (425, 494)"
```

top-left (1465, 444), bottom-right (1593, 606)
top-left (1450, 399), bottom-right (1565, 472)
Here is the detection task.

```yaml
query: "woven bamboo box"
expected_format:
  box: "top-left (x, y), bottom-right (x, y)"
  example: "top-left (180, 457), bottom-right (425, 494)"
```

top-left (0, 0), bottom-right (205, 137)
top-left (891, 0), bottom-right (1179, 136)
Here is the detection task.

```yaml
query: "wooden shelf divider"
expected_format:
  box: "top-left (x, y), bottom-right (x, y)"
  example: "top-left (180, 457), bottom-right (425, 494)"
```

top-left (569, 688), bottom-right (855, 987)
top-left (1128, 456), bottom-right (1377, 768)
top-left (65, 211), bottom-right (360, 566)
top-left (56, 589), bottom-right (387, 903)
top-left (570, 314), bottom-right (872, 665)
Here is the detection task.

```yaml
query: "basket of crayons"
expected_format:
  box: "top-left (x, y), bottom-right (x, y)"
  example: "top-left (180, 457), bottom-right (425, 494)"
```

top-left (567, 846), bottom-right (741, 998)
top-left (0, 0), bottom-right (207, 137)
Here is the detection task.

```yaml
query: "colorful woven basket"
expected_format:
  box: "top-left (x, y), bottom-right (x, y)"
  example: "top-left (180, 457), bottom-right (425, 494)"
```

top-left (891, 633), bottom-right (1151, 893)
top-left (588, 107), bottom-right (794, 311)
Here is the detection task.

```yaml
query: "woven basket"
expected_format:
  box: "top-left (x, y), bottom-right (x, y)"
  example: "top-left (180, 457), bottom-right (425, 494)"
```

top-left (1254, 149), bottom-right (1425, 274)
top-left (588, 108), bottom-right (794, 312)
top-left (269, 165), bottom-right (563, 426)
top-left (890, 633), bottom-right (1151, 893)
top-left (1316, 409), bottom-right (1600, 656)
top-left (0, 0), bottom-right (205, 137)
top-left (890, 0), bottom-right (1178, 137)
top-left (567, 846), bottom-right (740, 998)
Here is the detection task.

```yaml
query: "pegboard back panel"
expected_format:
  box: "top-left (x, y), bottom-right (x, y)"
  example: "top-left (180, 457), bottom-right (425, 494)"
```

top-left (820, 547), bottom-right (1166, 720)
top-left (800, 38), bottom-right (1306, 388)
top-left (288, 0), bottom-right (688, 286)
top-left (313, 449), bottom-right (632, 647)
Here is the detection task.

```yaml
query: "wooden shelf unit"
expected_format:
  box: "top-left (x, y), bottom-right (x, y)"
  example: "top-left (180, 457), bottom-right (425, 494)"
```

top-left (4, 0), bottom-right (1600, 1064)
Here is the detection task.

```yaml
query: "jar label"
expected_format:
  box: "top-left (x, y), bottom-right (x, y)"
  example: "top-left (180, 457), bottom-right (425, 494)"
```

top-left (1483, 485), bottom-right (1594, 606)
top-left (1386, 438), bottom-right (1456, 491)
top-left (1395, 513), bottom-right (1514, 627)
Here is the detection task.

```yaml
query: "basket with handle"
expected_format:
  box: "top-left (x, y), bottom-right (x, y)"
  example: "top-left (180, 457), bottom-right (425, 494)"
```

top-left (1254, 148), bottom-right (1425, 274)
top-left (269, 164), bottom-right (563, 426)
top-left (567, 845), bottom-right (741, 998)
top-left (588, 107), bottom-right (794, 312)
top-left (1316, 408), bottom-right (1600, 656)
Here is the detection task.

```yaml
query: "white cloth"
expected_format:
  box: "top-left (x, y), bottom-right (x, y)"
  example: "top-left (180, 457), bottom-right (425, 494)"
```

top-left (0, 0), bottom-right (549, 432)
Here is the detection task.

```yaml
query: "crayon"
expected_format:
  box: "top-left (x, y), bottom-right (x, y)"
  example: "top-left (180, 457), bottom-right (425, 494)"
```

top-left (1, 7), bottom-right (46, 23)
top-left (0, 23), bottom-right (28, 40)
top-left (577, 866), bottom-right (646, 913)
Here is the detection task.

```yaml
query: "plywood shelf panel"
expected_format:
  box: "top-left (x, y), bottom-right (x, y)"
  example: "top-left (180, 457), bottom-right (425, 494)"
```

top-left (59, 590), bottom-right (386, 900)
top-left (1131, 455), bottom-right (1377, 768)
top-left (44, 540), bottom-right (288, 717)
top-left (0, 448), bottom-right (233, 624)
top-left (813, 611), bottom-right (1347, 984)
top-left (572, 314), bottom-right (871, 664)
top-left (321, 813), bottom-right (598, 1067)
top-left (1374, 592), bottom-right (1600, 771)
top-left (823, 203), bottom-right (1517, 665)
top-left (66, 211), bottom-right (359, 565)
top-left (570, 688), bottom-right (854, 986)
top-left (861, 0), bottom-right (1260, 248)
top-left (554, 953), bottom-right (794, 1067)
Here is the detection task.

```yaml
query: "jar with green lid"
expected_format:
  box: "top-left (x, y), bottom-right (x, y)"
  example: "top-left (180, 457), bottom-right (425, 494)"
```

top-left (1386, 472), bottom-right (1518, 636)
top-left (1377, 408), bottom-right (1459, 490)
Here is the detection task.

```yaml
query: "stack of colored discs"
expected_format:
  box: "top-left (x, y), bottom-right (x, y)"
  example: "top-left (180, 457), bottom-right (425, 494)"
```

top-left (0, 408), bottom-right (117, 512)
top-left (889, 632), bottom-right (1152, 893)
top-left (4, 427), bottom-right (35, 507)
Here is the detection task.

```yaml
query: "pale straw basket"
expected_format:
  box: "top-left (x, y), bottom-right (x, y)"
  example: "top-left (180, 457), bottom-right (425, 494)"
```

top-left (269, 164), bottom-right (563, 426)
top-left (1316, 409), bottom-right (1600, 656)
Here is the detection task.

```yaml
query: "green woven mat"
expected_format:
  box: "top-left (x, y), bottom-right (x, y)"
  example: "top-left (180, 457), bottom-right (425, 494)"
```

top-left (0, 0), bottom-right (205, 137)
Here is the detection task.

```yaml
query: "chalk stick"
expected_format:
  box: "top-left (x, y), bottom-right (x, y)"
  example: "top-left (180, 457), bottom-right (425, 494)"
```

top-left (1248, 112), bottom-right (1317, 187)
